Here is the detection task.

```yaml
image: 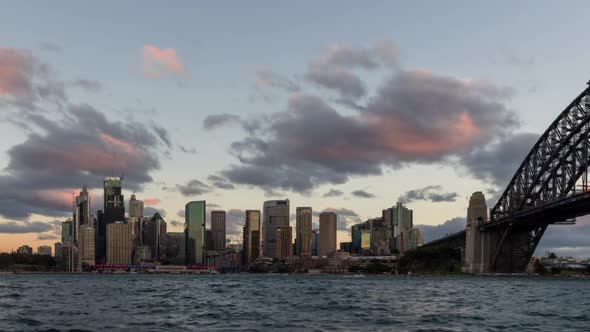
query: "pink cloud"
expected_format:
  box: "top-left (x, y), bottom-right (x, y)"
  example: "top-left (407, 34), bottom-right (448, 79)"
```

top-left (0, 48), bottom-right (34, 99)
top-left (144, 198), bottom-right (161, 206)
top-left (142, 45), bottom-right (185, 78)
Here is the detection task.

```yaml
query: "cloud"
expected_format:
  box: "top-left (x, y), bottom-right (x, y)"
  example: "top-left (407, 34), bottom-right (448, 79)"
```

top-left (37, 233), bottom-right (58, 240)
top-left (322, 189), bottom-right (344, 197)
top-left (152, 124), bottom-right (172, 148)
top-left (176, 179), bottom-right (211, 196)
top-left (0, 105), bottom-right (167, 219)
top-left (70, 78), bottom-right (101, 92)
top-left (169, 220), bottom-right (183, 228)
top-left (207, 175), bottom-right (235, 190)
top-left (460, 132), bottom-right (538, 188)
top-left (314, 207), bottom-right (362, 231)
top-left (306, 41), bottom-right (399, 99)
top-left (416, 217), bottom-right (466, 243)
top-left (179, 145), bottom-right (197, 154)
top-left (144, 198), bottom-right (160, 206)
top-left (39, 42), bottom-right (62, 53)
top-left (398, 185), bottom-right (459, 204)
top-left (177, 210), bottom-right (184, 219)
top-left (225, 209), bottom-right (245, 238)
top-left (207, 203), bottom-right (221, 208)
top-left (0, 221), bottom-right (53, 234)
top-left (203, 113), bottom-right (241, 130)
top-left (0, 47), bottom-right (66, 108)
top-left (217, 46), bottom-right (518, 193)
top-left (255, 70), bottom-right (300, 92)
top-left (142, 45), bottom-right (185, 78)
top-left (351, 190), bottom-right (375, 199)
top-left (505, 54), bottom-right (534, 68)
top-left (535, 217), bottom-right (590, 258)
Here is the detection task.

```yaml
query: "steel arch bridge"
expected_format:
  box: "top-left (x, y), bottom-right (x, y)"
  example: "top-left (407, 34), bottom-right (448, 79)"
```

top-left (425, 82), bottom-right (590, 273)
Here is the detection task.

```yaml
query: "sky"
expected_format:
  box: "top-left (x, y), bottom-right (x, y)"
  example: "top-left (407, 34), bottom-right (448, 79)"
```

top-left (1, 1), bottom-right (590, 257)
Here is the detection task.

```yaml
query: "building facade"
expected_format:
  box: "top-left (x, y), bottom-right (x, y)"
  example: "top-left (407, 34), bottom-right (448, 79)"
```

top-left (319, 212), bottom-right (337, 257)
top-left (98, 177), bottom-right (125, 264)
top-left (211, 210), bottom-right (226, 251)
top-left (106, 222), bottom-right (132, 265)
top-left (37, 245), bottom-right (52, 256)
top-left (54, 242), bottom-right (62, 258)
top-left (262, 200), bottom-right (290, 258)
top-left (166, 232), bottom-right (186, 265)
top-left (295, 207), bottom-right (312, 257)
top-left (242, 210), bottom-right (261, 265)
top-left (79, 224), bottom-right (95, 267)
top-left (276, 226), bottom-right (293, 259)
top-left (145, 212), bottom-right (167, 261)
top-left (185, 201), bottom-right (206, 265)
top-left (311, 229), bottom-right (319, 256)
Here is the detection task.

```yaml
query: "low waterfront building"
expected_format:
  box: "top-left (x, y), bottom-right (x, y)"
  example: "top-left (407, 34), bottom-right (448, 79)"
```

top-left (17, 245), bottom-right (33, 255)
top-left (37, 245), bottom-right (52, 256)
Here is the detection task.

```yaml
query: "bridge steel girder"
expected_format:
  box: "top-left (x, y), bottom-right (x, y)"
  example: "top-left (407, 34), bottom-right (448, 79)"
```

top-left (489, 224), bottom-right (547, 273)
top-left (491, 86), bottom-right (590, 221)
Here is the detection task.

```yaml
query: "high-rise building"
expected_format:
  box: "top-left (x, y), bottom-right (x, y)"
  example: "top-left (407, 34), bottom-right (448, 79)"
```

top-left (106, 222), bottom-right (132, 265)
top-left (144, 213), bottom-right (167, 261)
top-left (166, 232), bottom-right (186, 265)
top-left (383, 202), bottom-right (413, 252)
top-left (95, 210), bottom-right (104, 263)
top-left (128, 194), bottom-right (144, 218)
top-left (61, 244), bottom-right (79, 272)
top-left (37, 245), bottom-right (52, 256)
top-left (369, 218), bottom-right (390, 256)
top-left (210, 211), bottom-right (226, 251)
top-left (311, 229), bottom-right (319, 256)
top-left (185, 201), bottom-right (206, 265)
top-left (262, 200), bottom-right (290, 258)
top-left (295, 207), bottom-right (312, 257)
top-left (319, 212), bottom-right (337, 257)
top-left (73, 186), bottom-right (92, 246)
top-left (79, 225), bottom-right (95, 267)
top-left (276, 226), bottom-right (293, 259)
top-left (205, 230), bottom-right (214, 251)
top-left (54, 242), bottom-right (62, 258)
top-left (98, 177), bottom-right (125, 264)
top-left (61, 219), bottom-right (73, 244)
top-left (242, 210), bottom-right (261, 265)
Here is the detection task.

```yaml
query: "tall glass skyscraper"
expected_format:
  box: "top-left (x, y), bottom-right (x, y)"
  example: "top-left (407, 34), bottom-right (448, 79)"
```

top-left (97, 177), bottom-right (125, 264)
top-left (243, 210), bottom-right (261, 265)
top-left (295, 207), bottom-right (312, 257)
top-left (185, 201), bottom-right (206, 265)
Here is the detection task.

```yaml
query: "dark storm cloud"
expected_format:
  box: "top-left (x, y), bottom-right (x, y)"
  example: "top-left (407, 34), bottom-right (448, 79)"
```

top-left (0, 221), bottom-right (54, 234)
top-left (322, 189), bottom-right (344, 197)
top-left (416, 217), bottom-right (466, 243)
top-left (460, 132), bottom-right (538, 188)
top-left (398, 185), bottom-right (459, 204)
top-left (176, 179), bottom-right (211, 196)
top-left (203, 113), bottom-right (241, 130)
top-left (351, 190), bottom-right (375, 199)
top-left (207, 175), bottom-right (235, 190)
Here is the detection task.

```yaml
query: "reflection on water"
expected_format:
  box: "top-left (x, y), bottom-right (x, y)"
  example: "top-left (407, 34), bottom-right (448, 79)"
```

top-left (0, 275), bottom-right (589, 331)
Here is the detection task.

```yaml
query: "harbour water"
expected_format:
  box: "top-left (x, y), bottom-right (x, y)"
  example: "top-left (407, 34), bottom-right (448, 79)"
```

top-left (0, 274), bottom-right (589, 331)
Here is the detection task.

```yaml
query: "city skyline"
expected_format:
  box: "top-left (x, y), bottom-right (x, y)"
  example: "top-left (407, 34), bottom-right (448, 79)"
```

top-left (1, 2), bottom-right (590, 258)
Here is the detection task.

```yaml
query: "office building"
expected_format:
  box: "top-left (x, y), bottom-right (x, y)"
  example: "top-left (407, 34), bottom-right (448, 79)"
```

top-left (37, 245), bottom-right (52, 256)
top-left (205, 230), bottom-right (214, 251)
top-left (186, 201), bottom-right (206, 264)
top-left (61, 244), bottom-right (79, 272)
top-left (211, 210), bottom-right (226, 251)
top-left (276, 226), bottom-right (293, 259)
top-left (61, 219), bottom-right (73, 244)
top-left (144, 212), bottom-right (167, 261)
top-left (242, 210), bottom-right (261, 265)
top-left (311, 229), bottom-right (319, 256)
top-left (295, 207), bottom-right (312, 257)
top-left (106, 222), bottom-right (132, 265)
top-left (319, 212), bottom-right (337, 257)
top-left (133, 246), bottom-right (151, 264)
top-left (98, 177), bottom-right (125, 264)
top-left (79, 224), bottom-right (95, 267)
top-left (166, 232), bottom-right (186, 265)
top-left (128, 194), bottom-right (144, 218)
top-left (383, 202), bottom-right (413, 252)
top-left (54, 242), bottom-right (62, 258)
top-left (73, 186), bottom-right (92, 245)
top-left (262, 199), bottom-right (290, 258)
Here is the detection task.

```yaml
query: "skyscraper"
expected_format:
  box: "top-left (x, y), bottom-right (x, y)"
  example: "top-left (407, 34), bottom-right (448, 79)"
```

top-left (79, 224), bottom-right (95, 267)
top-left (98, 177), bottom-right (125, 264)
top-left (144, 212), bottom-right (167, 261)
top-left (262, 199), bottom-right (290, 258)
top-left (128, 194), bottom-right (144, 218)
top-left (276, 226), bottom-right (293, 259)
top-left (166, 232), bottom-right (186, 265)
top-left (211, 210), bottom-right (226, 251)
top-left (319, 212), bottom-right (337, 257)
top-left (311, 229), bottom-right (319, 256)
top-left (73, 186), bottom-right (92, 245)
top-left (295, 207), bottom-right (312, 257)
top-left (242, 210), bottom-right (261, 265)
top-left (61, 219), bottom-right (73, 244)
top-left (54, 242), bottom-right (62, 258)
top-left (185, 201), bottom-right (206, 265)
top-left (106, 222), bottom-right (132, 265)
